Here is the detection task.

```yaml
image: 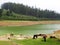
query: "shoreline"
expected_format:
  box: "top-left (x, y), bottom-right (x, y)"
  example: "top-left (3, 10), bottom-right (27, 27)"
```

top-left (0, 21), bottom-right (60, 26)
top-left (0, 30), bottom-right (60, 41)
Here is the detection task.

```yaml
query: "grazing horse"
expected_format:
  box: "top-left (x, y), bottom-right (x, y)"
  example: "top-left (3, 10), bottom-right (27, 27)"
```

top-left (33, 34), bottom-right (47, 42)
top-left (50, 36), bottom-right (56, 38)
top-left (33, 34), bottom-right (47, 39)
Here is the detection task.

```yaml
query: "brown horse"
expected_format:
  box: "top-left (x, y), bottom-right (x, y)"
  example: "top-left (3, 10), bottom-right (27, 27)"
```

top-left (33, 34), bottom-right (47, 42)
top-left (33, 34), bottom-right (47, 39)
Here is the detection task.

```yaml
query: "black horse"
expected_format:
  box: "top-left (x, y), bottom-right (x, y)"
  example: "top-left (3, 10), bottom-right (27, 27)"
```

top-left (33, 34), bottom-right (47, 42)
top-left (50, 36), bottom-right (56, 38)
top-left (33, 34), bottom-right (47, 39)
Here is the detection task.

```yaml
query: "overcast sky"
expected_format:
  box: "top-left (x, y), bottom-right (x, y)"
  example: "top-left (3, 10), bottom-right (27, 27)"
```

top-left (0, 0), bottom-right (60, 13)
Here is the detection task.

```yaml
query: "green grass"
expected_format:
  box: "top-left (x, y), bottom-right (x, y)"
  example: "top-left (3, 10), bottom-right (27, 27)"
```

top-left (15, 38), bottom-right (60, 45)
top-left (1, 9), bottom-right (39, 21)
top-left (0, 38), bottom-right (60, 45)
top-left (0, 41), bottom-right (12, 45)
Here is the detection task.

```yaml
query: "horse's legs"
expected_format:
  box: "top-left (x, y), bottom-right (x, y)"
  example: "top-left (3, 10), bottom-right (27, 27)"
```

top-left (33, 35), bottom-right (37, 39)
top-left (43, 36), bottom-right (47, 42)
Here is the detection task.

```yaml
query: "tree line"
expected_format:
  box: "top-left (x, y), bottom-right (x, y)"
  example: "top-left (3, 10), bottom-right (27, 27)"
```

top-left (0, 2), bottom-right (60, 20)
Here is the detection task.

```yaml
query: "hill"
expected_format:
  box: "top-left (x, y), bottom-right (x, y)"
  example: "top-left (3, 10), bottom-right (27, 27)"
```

top-left (0, 9), bottom-right (39, 21)
top-left (1, 2), bottom-right (60, 20)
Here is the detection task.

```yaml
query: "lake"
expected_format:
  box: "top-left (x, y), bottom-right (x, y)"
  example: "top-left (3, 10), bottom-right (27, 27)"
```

top-left (0, 24), bottom-right (60, 35)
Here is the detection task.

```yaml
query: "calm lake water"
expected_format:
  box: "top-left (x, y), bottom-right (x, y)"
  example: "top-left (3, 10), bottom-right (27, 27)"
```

top-left (0, 24), bottom-right (60, 35)
top-left (23, 24), bottom-right (60, 35)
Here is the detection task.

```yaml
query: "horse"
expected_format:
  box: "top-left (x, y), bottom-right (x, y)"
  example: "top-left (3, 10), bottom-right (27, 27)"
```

top-left (33, 34), bottom-right (47, 39)
top-left (33, 34), bottom-right (47, 42)
top-left (50, 36), bottom-right (56, 38)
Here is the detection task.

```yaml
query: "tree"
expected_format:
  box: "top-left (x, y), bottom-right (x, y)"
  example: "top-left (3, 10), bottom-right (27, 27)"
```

top-left (1, 2), bottom-right (60, 20)
top-left (6, 10), bottom-right (12, 16)
top-left (0, 9), bottom-right (3, 18)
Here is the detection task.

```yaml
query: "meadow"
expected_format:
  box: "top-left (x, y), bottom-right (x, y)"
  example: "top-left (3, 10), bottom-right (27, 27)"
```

top-left (0, 38), bottom-right (60, 45)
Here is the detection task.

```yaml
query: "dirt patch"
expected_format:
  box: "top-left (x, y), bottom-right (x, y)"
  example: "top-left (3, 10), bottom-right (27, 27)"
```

top-left (0, 21), bottom-right (60, 26)
top-left (54, 30), bottom-right (60, 34)
top-left (0, 34), bottom-right (32, 41)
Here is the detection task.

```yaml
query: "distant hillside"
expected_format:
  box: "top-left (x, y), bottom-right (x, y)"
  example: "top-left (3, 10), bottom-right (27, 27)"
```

top-left (0, 2), bottom-right (60, 20)
top-left (0, 9), bottom-right (39, 21)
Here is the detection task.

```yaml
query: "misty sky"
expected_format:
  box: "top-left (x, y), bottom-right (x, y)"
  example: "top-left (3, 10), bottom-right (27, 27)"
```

top-left (0, 0), bottom-right (60, 13)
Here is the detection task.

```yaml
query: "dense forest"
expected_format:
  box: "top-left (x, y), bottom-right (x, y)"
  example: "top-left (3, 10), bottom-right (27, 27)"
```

top-left (0, 2), bottom-right (60, 20)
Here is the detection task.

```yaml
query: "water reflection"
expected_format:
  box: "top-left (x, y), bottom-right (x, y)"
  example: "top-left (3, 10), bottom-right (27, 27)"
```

top-left (26, 24), bottom-right (60, 35)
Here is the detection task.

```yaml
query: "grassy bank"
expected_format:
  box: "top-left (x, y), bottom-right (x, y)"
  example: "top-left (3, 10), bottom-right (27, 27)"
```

top-left (15, 38), bottom-right (60, 45)
top-left (0, 38), bottom-right (60, 45)
top-left (0, 41), bottom-right (12, 45)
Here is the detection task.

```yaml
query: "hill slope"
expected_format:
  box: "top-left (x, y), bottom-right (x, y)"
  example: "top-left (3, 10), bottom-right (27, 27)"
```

top-left (1, 9), bottom-right (39, 21)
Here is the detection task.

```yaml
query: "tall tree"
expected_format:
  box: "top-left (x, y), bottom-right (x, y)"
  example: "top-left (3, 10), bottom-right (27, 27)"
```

top-left (0, 9), bottom-right (3, 17)
top-left (1, 2), bottom-right (60, 20)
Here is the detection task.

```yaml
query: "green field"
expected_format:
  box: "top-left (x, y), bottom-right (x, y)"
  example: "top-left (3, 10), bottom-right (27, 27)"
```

top-left (15, 38), bottom-right (60, 45)
top-left (0, 41), bottom-right (12, 45)
top-left (0, 38), bottom-right (60, 45)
